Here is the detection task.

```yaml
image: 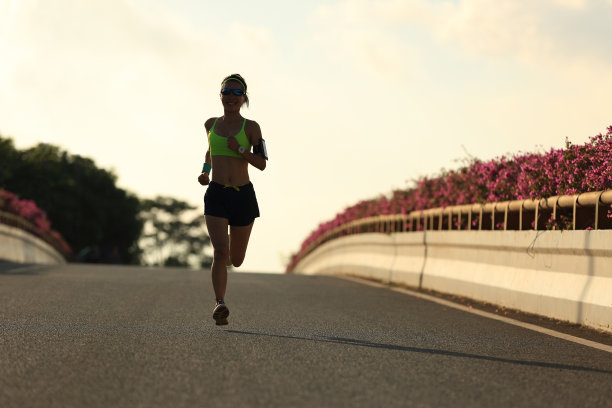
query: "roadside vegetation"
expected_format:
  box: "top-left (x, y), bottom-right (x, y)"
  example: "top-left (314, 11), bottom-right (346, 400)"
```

top-left (0, 134), bottom-right (211, 267)
top-left (288, 126), bottom-right (612, 271)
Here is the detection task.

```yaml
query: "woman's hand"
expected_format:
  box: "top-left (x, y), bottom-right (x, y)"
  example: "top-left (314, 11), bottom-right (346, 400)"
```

top-left (198, 172), bottom-right (210, 185)
top-left (226, 136), bottom-right (239, 152)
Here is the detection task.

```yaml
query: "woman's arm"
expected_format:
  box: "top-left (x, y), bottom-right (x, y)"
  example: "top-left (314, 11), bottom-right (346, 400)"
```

top-left (198, 148), bottom-right (211, 185)
top-left (227, 120), bottom-right (267, 171)
top-left (198, 118), bottom-right (215, 185)
top-left (243, 121), bottom-right (266, 171)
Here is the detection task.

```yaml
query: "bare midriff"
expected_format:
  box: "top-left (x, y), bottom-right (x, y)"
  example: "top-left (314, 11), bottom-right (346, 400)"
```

top-left (211, 156), bottom-right (250, 186)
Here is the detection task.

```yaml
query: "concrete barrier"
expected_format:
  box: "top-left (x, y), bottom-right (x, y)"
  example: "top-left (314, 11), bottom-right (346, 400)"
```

top-left (0, 223), bottom-right (66, 264)
top-left (294, 230), bottom-right (612, 333)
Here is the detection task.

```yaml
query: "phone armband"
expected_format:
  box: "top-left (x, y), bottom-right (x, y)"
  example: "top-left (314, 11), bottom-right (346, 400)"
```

top-left (254, 138), bottom-right (268, 160)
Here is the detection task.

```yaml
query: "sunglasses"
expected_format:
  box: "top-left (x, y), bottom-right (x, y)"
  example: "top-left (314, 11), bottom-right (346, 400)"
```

top-left (221, 88), bottom-right (245, 96)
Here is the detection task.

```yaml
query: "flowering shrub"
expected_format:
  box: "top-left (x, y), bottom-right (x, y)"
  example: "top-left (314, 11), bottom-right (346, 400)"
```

top-left (0, 189), bottom-right (72, 258)
top-left (287, 126), bottom-right (612, 272)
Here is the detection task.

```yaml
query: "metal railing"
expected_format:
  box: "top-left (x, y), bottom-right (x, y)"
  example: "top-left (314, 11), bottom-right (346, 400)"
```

top-left (295, 190), bottom-right (612, 266)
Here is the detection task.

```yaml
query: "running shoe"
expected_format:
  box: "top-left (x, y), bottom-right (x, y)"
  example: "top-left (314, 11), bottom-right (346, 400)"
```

top-left (213, 301), bottom-right (230, 326)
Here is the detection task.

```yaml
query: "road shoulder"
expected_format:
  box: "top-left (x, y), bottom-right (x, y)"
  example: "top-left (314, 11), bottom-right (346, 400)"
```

top-left (338, 274), bottom-right (612, 353)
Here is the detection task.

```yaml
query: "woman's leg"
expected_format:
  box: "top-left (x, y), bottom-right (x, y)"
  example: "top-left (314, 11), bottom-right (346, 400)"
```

top-left (206, 215), bottom-right (230, 301)
top-left (229, 222), bottom-right (254, 267)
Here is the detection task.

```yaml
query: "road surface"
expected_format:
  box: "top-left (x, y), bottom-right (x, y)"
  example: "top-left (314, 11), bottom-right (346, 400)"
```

top-left (1, 262), bottom-right (611, 407)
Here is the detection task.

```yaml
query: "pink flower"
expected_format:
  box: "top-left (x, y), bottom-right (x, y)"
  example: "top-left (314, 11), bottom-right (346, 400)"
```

top-left (0, 189), bottom-right (72, 258)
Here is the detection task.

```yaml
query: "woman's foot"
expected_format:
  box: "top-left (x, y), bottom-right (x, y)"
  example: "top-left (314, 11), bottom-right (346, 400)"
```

top-left (213, 300), bottom-right (230, 325)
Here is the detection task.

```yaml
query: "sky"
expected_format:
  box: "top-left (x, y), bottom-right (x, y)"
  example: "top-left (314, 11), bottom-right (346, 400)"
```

top-left (1, 0), bottom-right (611, 273)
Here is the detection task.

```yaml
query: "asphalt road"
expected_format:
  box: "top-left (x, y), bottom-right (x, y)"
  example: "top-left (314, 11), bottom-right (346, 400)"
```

top-left (1, 262), bottom-right (611, 408)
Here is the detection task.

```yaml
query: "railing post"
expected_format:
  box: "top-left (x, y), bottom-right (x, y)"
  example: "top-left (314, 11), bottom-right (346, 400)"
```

top-left (552, 197), bottom-right (559, 230)
top-left (595, 191), bottom-right (604, 230)
top-left (573, 195), bottom-right (578, 231)
top-left (468, 209), bottom-right (472, 231)
top-left (504, 202), bottom-right (509, 231)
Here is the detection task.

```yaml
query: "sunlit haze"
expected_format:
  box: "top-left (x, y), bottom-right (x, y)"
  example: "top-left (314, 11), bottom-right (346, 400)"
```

top-left (1, 0), bottom-right (611, 272)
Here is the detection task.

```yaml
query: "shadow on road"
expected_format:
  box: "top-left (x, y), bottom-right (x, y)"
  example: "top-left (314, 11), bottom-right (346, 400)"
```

top-left (226, 330), bottom-right (612, 375)
top-left (0, 262), bottom-right (45, 275)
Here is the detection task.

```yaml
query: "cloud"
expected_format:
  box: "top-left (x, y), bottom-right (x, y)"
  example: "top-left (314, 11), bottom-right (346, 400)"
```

top-left (428, 0), bottom-right (543, 58)
top-left (312, 0), bottom-right (612, 75)
top-left (309, 1), bottom-right (424, 78)
top-left (550, 0), bottom-right (587, 8)
top-left (433, 0), bottom-right (612, 70)
top-left (0, 0), bottom-right (279, 114)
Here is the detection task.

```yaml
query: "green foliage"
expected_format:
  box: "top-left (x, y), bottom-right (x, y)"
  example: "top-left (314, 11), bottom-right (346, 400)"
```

top-left (139, 196), bottom-right (212, 268)
top-left (0, 137), bottom-right (19, 182)
top-left (0, 133), bottom-right (143, 264)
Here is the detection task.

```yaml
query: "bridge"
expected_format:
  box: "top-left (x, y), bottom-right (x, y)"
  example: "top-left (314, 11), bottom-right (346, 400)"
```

top-left (1, 190), bottom-right (612, 407)
top-left (1, 262), bottom-right (611, 407)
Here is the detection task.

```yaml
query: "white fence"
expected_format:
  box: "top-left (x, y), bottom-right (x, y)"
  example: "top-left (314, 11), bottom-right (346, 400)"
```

top-left (0, 223), bottom-right (66, 264)
top-left (293, 229), bottom-right (612, 333)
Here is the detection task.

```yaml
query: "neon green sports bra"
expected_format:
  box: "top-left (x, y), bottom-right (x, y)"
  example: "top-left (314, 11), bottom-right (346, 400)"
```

top-left (208, 118), bottom-right (251, 158)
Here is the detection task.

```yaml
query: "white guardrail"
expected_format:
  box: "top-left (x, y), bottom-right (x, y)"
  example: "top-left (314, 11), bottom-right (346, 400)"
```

top-left (0, 222), bottom-right (67, 264)
top-left (291, 191), bottom-right (612, 333)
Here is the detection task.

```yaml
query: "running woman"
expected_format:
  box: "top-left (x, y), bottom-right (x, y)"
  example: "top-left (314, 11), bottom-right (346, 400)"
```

top-left (198, 74), bottom-right (268, 325)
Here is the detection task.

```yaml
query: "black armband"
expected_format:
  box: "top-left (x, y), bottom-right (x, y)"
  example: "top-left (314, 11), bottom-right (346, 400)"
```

top-left (253, 138), bottom-right (268, 160)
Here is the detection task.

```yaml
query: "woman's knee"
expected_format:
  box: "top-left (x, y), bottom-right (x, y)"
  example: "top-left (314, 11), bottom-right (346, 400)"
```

top-left (231, 252), bottom-right (245, 267)
top-left (213, 245), bottom-right (229, 260)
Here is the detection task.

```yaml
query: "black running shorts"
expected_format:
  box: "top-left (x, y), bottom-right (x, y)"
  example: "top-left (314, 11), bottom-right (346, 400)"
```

top-left (204, 181), bottom-right (260, 226)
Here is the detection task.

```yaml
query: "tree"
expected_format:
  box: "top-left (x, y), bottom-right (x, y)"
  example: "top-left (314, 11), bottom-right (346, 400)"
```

top-left (0, 134), bottom-right (143, 263)
top-left (139, 196), bottom-right (212, 268)
top-left (0, 137), bottom-right (19, 183)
